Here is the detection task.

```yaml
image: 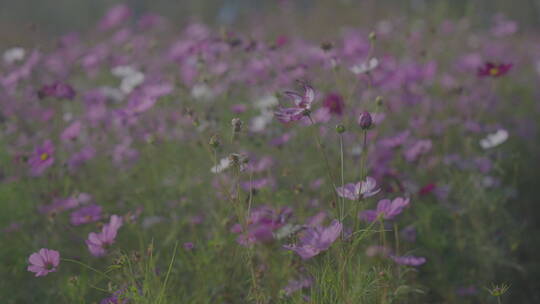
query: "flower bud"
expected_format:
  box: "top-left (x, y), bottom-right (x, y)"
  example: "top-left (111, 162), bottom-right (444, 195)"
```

top-left (375, 96), bottom-right (383, 107)
top-left (369, 32), bottom-right (377, 42)
top-left (358, 112), bottom-right (373, 130)
top-left (336, 124), bottom-right (346, 134)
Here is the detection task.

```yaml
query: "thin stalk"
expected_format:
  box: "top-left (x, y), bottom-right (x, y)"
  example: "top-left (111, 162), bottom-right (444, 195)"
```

top-left (307, 115), bottom-right (340, 208)
top-left (62, 258), bottom-right (117, 283)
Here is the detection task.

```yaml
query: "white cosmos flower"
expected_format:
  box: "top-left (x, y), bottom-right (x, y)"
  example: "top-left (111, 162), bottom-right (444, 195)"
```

top-left (111, 65), bottom-right (145, 94)
top-left (211, 157), bottom-right (231, 173)
top-left (480, 129), bottom-right (508, 149)
top-left (350, 57), bottom-right (379, 75)
top-left (3, 47), bottom-right (25, 64)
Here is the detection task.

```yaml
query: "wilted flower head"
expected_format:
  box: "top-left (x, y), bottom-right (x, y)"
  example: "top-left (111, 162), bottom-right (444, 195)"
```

top-left (359, 197), bottom-right (410, 222)
top-left (275, 82), bottom-right (315, 123)
top-left (27, 248), bottom-right (60, 277)
top-left (284, 220), bottom-right (342, 259)
top-left (86, 215), bottom-right (123, 257)
top-left (477, 62), bottom-right (512, 78)
top-left (336, 176), bottom-right (380, 200)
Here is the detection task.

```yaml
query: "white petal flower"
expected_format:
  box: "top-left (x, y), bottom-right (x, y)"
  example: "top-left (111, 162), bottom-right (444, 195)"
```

top-left (3, 47), bottom-right (25, 64)
top-left (350, 58), bottom-right (379, 75)
top-left (480, 129), bottom-right (508, 149)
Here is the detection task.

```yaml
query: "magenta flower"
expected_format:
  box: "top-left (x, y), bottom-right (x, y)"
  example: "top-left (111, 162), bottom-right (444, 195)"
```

top-left (336, 177), bottom-right (380, 201)
top-left (359, 197), bottom-right (410, 222)
top-left (27, 248), bottom-right (60, 277)
top-left (61, 121), bottom-right (82, 142)
top-left (284, 220), bottom-right (342, 259)
top-left (274, 83), bottom-right (315, 123)
top-left (37, 82), bottom-right (76, 100)
top-left (70, 204), bottom-right (102, 226)
top-left (391, 255), bottom-right (426, 266)
top-left (86, 215), bottom-right (123, 257)
top-left (322, 93), bottom-right (345, 116)
top-left (28, 140), bottom-right (55, 176)
top-left (477, 62), bottom-right (512, 78)
top-left (234, 206), bottom-right (292, 246)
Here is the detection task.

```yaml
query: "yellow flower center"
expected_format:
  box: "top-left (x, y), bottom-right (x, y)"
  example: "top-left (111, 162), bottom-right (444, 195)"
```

top-left (489, 68), bottom-right (499, 76)
top-left (40, 153), bottom-right (49, 161)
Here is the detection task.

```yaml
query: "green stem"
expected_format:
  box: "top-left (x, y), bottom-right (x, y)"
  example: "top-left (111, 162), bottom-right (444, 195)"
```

top-left (62, 258), bottom-right (117, 283)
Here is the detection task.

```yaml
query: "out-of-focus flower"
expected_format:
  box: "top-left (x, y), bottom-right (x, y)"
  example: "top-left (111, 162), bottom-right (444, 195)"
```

top-left (359, 197), bottom-right (410, 222)
top-left (28, 140), bottom-right (54, 176)
top-left (86, 215), bottom-right (123, 257)
top-left (391, 255), bottom-right (426, 266)
top-left (275, 83), bottom-right (315, 123)
top-left (480, 129), bottom-right (508, 149)
top-left (282, 275), bottom-right (313, 296)
top-left (70, 204), bottom-right (102, 226)
top-left (322, 93), bottom-right (345, 116)
top-left (336, 177), bottom-right (380, 201)
top-left (61, 121), bottom-right (82, 142)
top-left (477, 62), bottom-right (512, 78)
top-left (235, 206), bottom-right (292, 246)
top-left (350, 57), bottom-right (379, 75)
top-left (284, 220), bottom-right (342, 259)
top-left (38, 82), bottom-right (76, 100)
top-left (27, 248), bottom-right (60, 277)
top-left (3, 47), bottom-right (25, 64)
top-left (404, 140), bottom-right (432, 162)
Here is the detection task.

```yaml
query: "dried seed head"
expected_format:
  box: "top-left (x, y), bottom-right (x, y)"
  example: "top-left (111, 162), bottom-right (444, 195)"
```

top-left (231, 118), bottom-right (243, 133)
top-left (209, 134), bottom-right (220, 149)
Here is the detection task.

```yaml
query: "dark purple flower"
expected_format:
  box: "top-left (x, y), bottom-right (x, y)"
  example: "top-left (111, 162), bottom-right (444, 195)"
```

top-left (359, 197), bottom-right (410, 222)
top-left (28, 140), bottom-right (54, 176)
top-left (284, 220), bottom-right (342, 259)
top-left (391, 255), bottom-right (426, 266)
top-left (275, 83), bottom-right (315, 123)
top-left (418, 183), bottom-right (436, 196)
top-left (70, 204), bottom-right (102, 226)
top-left (27, 248), bottom-right (60, 277)
top-left (336, 176), bottom-right (380, 200)
top-left (477, 62), bottom-right (512, 78)
top-left (86, 215), bottom-right (123, 257)
top-left (322, 93), bottom-right (345, 116)
top-left (38, 82), bottom-right (76, 100)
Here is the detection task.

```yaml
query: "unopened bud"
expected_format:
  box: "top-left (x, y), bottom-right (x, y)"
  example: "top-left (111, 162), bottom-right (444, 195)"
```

top-left (336, 124), bottom-right (346, 134)
top-left (321, 41), bottom-right (334, 52)
top-left (369, 32), bottom-right (377, 42)
top-left (358, 111), bottom-right (373, 130)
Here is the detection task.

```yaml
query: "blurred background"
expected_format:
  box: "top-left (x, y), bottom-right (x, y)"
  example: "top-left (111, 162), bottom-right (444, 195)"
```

top-left (1, 0), bottom-right (540, 47)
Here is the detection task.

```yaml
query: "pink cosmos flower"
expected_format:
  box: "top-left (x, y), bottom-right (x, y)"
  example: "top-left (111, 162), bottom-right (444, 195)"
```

top-left (61, 121), bottom-right (82, 142)
top-left (70, 204), bottom-right (102, 226)
top-left (28, 140), bottom-right (54, 176)
top-left (284, 220), bottom-right (342, 259)
top-left (27, 248), bottom-right (60, 277)
top-left (336, 176), bottom-right (380, 201)
top-left (477, 62), bottom-right (512, 78)
top-left (359, 197), bottom-right (410, 222)
top-left (322, 93), bottom-right (345, 116)
top-left (274, 83), bottom-right (315, 123)
top-left (86, 215), bottom-right (123, 257)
